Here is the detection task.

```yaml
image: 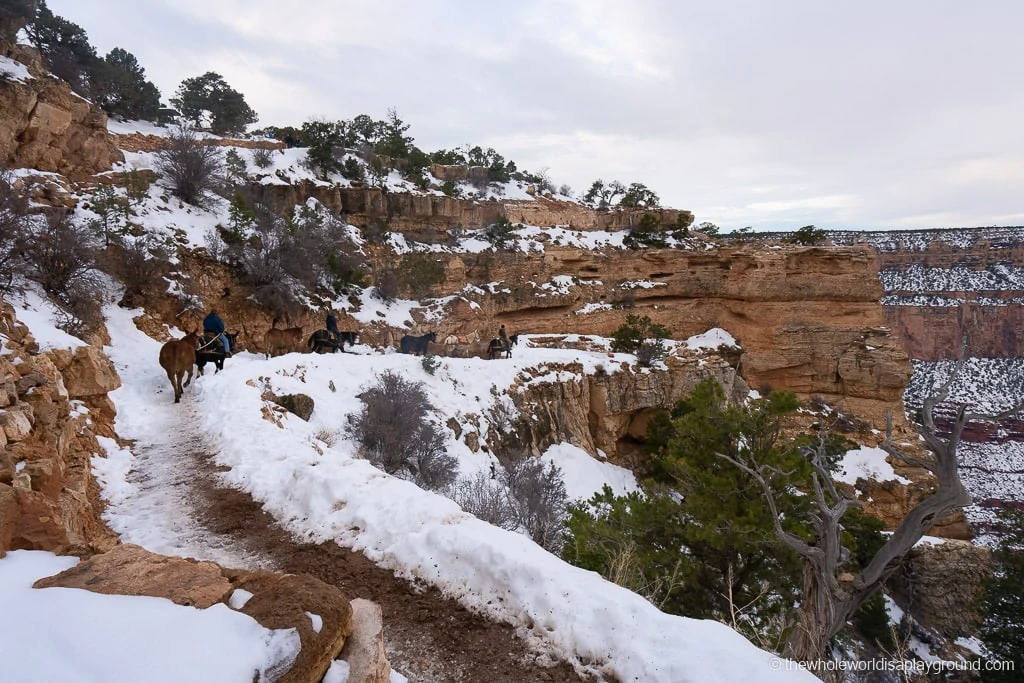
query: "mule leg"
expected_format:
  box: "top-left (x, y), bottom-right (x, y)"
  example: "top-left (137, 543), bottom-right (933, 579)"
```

top-left (170, 370), bottom-right (182, 403)
top-left (183, 365), bottom-right (194, 388)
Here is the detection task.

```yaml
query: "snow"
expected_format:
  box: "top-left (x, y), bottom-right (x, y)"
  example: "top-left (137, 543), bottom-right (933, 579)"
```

top-left (0, 550), bottom-right (300, 683)
top-left (67, 302), bottom-right (812, 682)
top-left (836, 446), bottom-right (911, 485)
top-left (0, 54), bottom-right (33, 82)
top-left (540, 443), bottom-right (639, 501)
top-left (685, 327), bottom-right (739, 350)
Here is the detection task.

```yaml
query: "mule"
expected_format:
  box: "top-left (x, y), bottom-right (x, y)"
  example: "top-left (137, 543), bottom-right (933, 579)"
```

top-left (196, 331), bottom-right (237, 375)
top-left (158, 331), bottom-right (198, 403)
top-left (399, 331), bottom-right (436, 356)
top-left (487, 332), bottom-right (519, 360)
top-left (263, 326), bottom-right (303, 358)
top-left (308, 330), bottom-right (357, 354)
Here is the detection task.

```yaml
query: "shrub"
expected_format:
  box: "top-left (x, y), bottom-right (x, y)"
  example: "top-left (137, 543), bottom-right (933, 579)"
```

top-left (978, 510), bottom-right (1024, 681)
top-left (452, 458), bottom-right (568, 554)
top-left (24, 212), bottom-right (105, 339)
top-left (108, 234), bottom-right (172, 308)
top-left (483, 215), bottom-right (515, 249)
top-left (504, 457), bottom-right (568, 553)
top-left (373, 265), bottom-right (399, 303)
top-left (611, 314), bottom-right (670, 366)
top-left (224, 148), bottom-right (247, 184)
top-left (155, 124), bottom-right (223, 207)
top-left (87, 184), bottom-right (129, 246)
top-left (340, 157), bottom-right (364, 182)
top-left (623, 213), bottom-right (669, 249)
top-left (0, 170), bottom-right (31, 291)
top-left (440, 180), bottom-right (461, 198)
top-left (397, 252), bottom-right (445, 299)
top-left (349, 370), bottom-right (457, 490)
top-left (251, 146), bottom-right (274, 169)
top-left (421, 353), bottom-right (441, 376)
top-left (789, 224), bottom-right (827, 246)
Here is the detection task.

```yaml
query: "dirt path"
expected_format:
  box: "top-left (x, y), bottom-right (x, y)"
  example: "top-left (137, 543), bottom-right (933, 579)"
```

top-left (194, 461), bottom-right (589, 683)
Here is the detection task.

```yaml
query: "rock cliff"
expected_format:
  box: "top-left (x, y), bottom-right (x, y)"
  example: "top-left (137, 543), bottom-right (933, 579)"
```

top-left (0, 41), bottom-right (122, 179)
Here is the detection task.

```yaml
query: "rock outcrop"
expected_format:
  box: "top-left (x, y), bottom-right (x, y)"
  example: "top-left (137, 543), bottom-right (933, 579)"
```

top-left (0, 41), bottom-right (122, 179)
top-left (0, 302), bottom-right (119, 557)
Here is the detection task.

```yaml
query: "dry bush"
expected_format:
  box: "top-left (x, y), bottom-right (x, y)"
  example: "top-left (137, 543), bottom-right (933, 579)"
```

top-left (0, 170), bottom-right (30, 291)
top-left (348, 370), bottom-right (457, 490)
top-left (155, 124), bottom-right (223, 207)
top-left (251, 146), bottom-right (275, 169)
top-left (451, 471), bottom-right (519, 531)
top-left (105, 234), bottom-right (172, 307)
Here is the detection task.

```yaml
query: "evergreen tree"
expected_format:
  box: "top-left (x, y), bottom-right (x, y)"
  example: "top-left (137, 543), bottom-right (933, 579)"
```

top-left (25, 0), bottom-right (96, 95)
top-left (170, 72), bottom-right (258, 135)
top-left (0, 0), bottom-right (36, 41)
top-left (978, 510), bottom-right (1024, 682)
top-left (91, 47), bottom-right (161, 120)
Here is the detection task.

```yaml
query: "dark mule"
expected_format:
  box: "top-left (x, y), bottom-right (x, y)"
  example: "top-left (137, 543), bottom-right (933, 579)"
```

top-left (196, 331), bottom-right (237, 375)
top-left (158, 331), bottom-right (198, 403)
top-left (263, 326), bottom-right (303, 358)
top-left (487, 332), bottom-right (519, 360)
top-left (308, 330), bottom-right (357, 354)
top-left (399, 331), bottom-right (436, 356)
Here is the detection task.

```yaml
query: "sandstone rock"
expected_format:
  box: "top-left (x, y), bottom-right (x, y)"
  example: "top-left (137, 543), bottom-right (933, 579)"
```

top-left (232, 571), bottom-right (354, 683)
top-left (0, 406), bottom-right (33, 442)
top-left (0, 450), bottom-right (12, 484)
top-left (0, 41), bottom-right (122, 178)
top-left (51, 345), bottom-right (121, 398)
top-left (339, 598), bottom-right (390, 683)
top-left (274, 393), bottom-right (315, 421)
top-left (889, 540), bottom-right (991, 638)
top-left (33, 544), bottom-right (232, 608)
top-left (0, 482), bottom-right (17, 556)
top-left (10, 488), bottom-right (69, 551)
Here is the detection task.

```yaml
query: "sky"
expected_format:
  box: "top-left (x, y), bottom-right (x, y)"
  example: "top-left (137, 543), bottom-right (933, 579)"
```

top-left (43, 0), bottom-right (1024, 232)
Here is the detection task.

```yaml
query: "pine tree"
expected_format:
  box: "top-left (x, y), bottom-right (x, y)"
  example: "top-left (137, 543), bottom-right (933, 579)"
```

top-left (171, 72), bottom-right (258, 135)
top-left (978, 510), bottom-right (1024, 681)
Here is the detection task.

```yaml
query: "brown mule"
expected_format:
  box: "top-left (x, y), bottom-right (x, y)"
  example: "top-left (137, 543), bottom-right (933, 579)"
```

top-left (159, 330), bottom-right (198, 403)
top-left (262, 326), bottom-right (303, 358)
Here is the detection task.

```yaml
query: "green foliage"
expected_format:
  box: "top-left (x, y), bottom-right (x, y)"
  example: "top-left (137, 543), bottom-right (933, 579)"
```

top-left (610, 314), bottom-right (670, 366)
top-left (978, 510), bottom-right (1024, 681)
top-left (91, 47), bottom-right (161, 120)
top-left (697, 221), bottom-right (720, 236)
top-left (301, 119), bottom-right (346, 176)
top-left (263, 126), bottom-right (303, 148)
top-left (87, 184), bottom-right (129, 246)
top-left (227, 191), bottom-right (256, 238)
top-left (375, 107), bottom-right (413, 159)
top-left (170, 72), bottom-right (257, 135)
top-left (623, 213), bottom-right (669, 250)
top-left (583, 179), bottom-right (625, 210)
top-left (340, 157), bottom-right (364, 182)
top-left (483, 215), bottom-right (516, 249)
top-left (618, 182), bottom-right (660, 209)
top-left (224, 148), bottom-right (247, 184)
top-left (789, 224), bottom-right (828, 246)
top-left (397, 252), bottom-right (445, 299)
top-left (563, 379), bottom-right (808, 642)
top-left (420, 353), bottom-right (441, 376)
top-left (440, 180), bottom-right (461, 198)
top-left (430, 148), bottom-right (466, 165)
top-left (25, 0), bottom-right (95, 95)
top-left (0, 0), bottom-right (36, 41)
top-left (563, 485), bottom-right (692, 611)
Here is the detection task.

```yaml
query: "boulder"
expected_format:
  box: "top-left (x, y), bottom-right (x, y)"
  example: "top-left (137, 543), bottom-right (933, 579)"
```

top-left (339, 598), bottom-right (390, 683)
top-left (51, 346), bottom-right (121, 398)
top-left (33, 544), bottom-right (232, 608)
top-left (274, 393), bottom-right (315, 421)
top-left (231, 571), bottom-right (354, 683)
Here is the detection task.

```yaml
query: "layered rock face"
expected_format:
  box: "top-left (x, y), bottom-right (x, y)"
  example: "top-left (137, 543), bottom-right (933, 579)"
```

top-left (428, 243), bottom-right (911, 427)
top-left (834, 227), bottom-right (1024, 361)
top-left (0, 302), bottom-right (119, 556)
top-left (0, 42), bottom-right (122, 179)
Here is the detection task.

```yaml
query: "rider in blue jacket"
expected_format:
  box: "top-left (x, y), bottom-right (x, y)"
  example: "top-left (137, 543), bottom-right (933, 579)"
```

top-left (203, 309), bottom-right (231, 356)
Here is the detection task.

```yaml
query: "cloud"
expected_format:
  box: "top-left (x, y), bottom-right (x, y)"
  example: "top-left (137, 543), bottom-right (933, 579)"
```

top-left (41, 0), bottom-right (1024, 231)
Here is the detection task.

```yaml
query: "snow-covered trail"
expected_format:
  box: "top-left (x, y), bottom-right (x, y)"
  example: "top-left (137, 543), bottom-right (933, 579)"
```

top-left (97, 307), bottom-right (271, 570)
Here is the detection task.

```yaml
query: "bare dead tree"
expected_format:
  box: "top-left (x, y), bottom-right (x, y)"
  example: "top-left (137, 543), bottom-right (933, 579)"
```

top-left (716, 362), bottom-right (1023, 663)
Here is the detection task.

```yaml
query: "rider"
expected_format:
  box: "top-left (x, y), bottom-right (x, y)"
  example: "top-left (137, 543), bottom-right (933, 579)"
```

top-left (203, 308), bottom-right (231, 357)
top-left (498, 324), bottom-right (510, 352)
top-left (326, 311), bottom-right (339, 345)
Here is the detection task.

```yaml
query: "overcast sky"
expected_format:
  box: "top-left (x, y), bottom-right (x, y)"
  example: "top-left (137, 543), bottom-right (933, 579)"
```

top-left (46, 0), bottom-right (1024, 231)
